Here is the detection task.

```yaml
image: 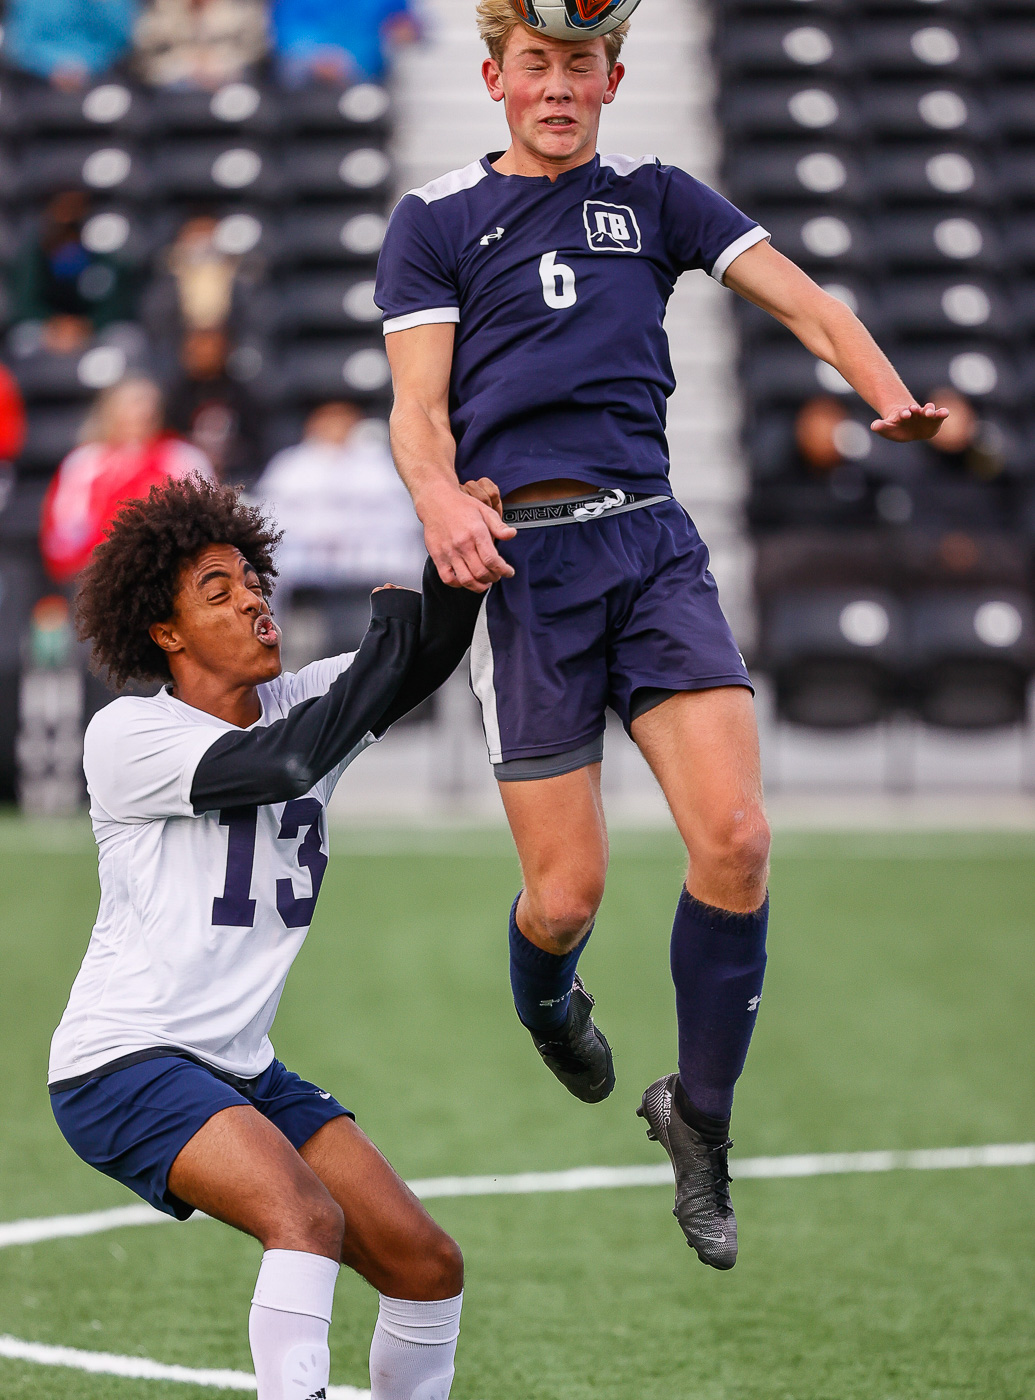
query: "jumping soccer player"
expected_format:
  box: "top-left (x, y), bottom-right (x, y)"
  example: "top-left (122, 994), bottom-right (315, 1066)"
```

top-left (48, 474), bottom-right (491, 1400)
top-left (375, 0), bottom-right (947, 1269)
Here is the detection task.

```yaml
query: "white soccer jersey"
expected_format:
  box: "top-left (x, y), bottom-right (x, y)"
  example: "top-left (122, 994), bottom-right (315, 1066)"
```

top-left (48, 655), bottom-right (370, 1086)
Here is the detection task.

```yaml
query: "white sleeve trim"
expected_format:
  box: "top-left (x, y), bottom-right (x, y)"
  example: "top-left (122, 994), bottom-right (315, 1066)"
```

top-left (710, 226), bottom-right (771, 284)
top-left (382, 307), bottom-right (460, 335)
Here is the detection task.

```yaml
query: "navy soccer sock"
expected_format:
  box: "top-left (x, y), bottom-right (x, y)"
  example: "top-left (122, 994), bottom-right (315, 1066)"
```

top-left (508, 893), bottom-right (591, 1034)
top-left (670, 886), bottom-right (768, 1124)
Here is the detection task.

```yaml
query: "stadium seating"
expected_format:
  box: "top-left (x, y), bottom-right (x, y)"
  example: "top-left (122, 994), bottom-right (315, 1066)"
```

top-left (0, 65), bottom-right (396, 798)
top-left (715, 0), bottom-right (1035, 729)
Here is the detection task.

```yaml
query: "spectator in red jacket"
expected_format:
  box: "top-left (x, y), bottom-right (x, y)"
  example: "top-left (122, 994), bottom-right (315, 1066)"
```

top-left (40, 375), bottom-right (211, 582)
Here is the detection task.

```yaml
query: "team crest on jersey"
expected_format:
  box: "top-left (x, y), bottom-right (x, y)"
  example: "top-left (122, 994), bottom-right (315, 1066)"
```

top-left (583, 201), bottom-right (641, 252)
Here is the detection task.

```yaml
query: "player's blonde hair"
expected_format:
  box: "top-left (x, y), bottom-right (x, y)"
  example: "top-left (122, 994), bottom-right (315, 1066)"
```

top-left (476, 0), bottom-right (629, 72)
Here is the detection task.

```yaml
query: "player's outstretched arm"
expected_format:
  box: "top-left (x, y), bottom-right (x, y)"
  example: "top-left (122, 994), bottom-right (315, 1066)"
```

top-left (189, 589), bottom-right (422, 811)
top-left (385, 322), bottom-right (516, 591)
top-left (372, 555), bottom-right (487, 736)
top-left (723, 242), bottom-right (949, 443)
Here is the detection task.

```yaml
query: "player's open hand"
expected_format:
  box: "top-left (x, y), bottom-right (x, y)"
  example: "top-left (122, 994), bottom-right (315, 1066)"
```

top-left (871, 402), bottom-right (949, 442)
top-left (421, 483), bottom-right (517, 593)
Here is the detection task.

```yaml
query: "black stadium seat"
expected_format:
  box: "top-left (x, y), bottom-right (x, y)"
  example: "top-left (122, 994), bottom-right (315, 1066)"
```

top-left (720, 82), bottom-right (862, 141)
top-left (715, 20), bottom-right (855, 78)
top-left (280, 83), bottom-right (392, 136)
top-left (725, 144), bottom-right (868, 204)
top-left (764, 208), bottom-right (873, 269)
top-left (878, 275), bottom-right (1013, 339)
top-left (278, 339), bottom-right (392, 404)
top-left (149, 83), bottom-right (281, 137)
top-left (17, 140), bottom-right (149, 201)
top-left (860, 83), bottom-right (991, 141)
top-left (151, 140), bottom-right (282, 201)
top-left (893, 341), bottom-right (1018, 405)
top-left (273, 272), bottom-right (382, 333)
top-left (5, 81), bottom-right (152, 139)
top-left (994, 150), bottom-right (1035, 203)
top-left (979, 21), bottom-right (1035, 76)
top-left (760, 588), bottom-right (907, 727)
top-left (991, 86), bottom-right (1035, 140)
top-left (285, 142), bottom-right (393, 199)
top-left (853, 21), bottom-right (983, 79)
top-left (18, 404), bottom-right (87, 472)
top-left (867, 146), bottom-right (996, 206)
top-left (907, 590), bottom-right (1035, 727)
top-left (277, 206), bottom-right (387, 266)
top-left (874, 210), bottom-right (1005, 272)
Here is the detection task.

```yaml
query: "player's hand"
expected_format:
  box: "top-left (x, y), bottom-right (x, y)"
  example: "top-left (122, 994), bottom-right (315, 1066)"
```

top-left (420, 485), bottom-right (516, 593)
top-left (871, 402), bottom-right (949, 442)
top-left (460, 476), bottom-right (505, 518)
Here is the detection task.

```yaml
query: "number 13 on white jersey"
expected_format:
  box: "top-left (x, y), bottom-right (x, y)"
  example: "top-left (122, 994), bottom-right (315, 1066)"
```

top-left (539, 250), bottom-right (577, 309)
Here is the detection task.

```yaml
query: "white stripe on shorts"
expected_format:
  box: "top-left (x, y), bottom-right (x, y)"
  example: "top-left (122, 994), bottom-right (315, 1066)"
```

top-left (469, 600), bottom-right (503, 764)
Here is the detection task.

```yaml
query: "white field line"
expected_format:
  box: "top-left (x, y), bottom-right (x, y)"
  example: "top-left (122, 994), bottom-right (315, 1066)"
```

top-left (3, 1143), bottom-right (1034, 1253)
top-left (2, 1143), bottom-right (1032, 1393)
top-left (0, 1335), bottom-right (367, 1397)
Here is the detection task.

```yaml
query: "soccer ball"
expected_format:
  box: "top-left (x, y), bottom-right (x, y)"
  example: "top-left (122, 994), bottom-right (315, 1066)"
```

top-left (509, 0), bottom-right (643, 42)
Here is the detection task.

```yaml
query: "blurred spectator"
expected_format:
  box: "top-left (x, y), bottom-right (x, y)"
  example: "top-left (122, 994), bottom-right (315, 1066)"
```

top-left (909, 388), bottom-right (1008, 532)
top-left (9, 192), bottom-right (138, 355)
top-left (0, 366), bottom-right (27, 521)
top-left (133, 0), bottom-right (267, 89)
top-left (749, 395), bottom-right (874, 532)
top-left (39, 376), bottom-right (210, 582)
top-left (142, 214), bottom-right (257, 355)
top-left (0, 366), bottom-right (27, 466)
top-left (271, 0), bottom-right (417, 86)
top-left (256, 400), bottom-right (422, 590)
top-left (922, 388), bottom-right (1004, 484)
top-left (2, 0), bottom-right (137, 90)
top-left (165, 327), bottom-right (261, 480)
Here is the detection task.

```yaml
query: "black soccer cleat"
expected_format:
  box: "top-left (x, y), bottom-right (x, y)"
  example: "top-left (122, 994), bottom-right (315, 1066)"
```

top-left (637, 1073), bottom-right (738, 1270)
top-left (526, 974), bottom-right (615, 1103)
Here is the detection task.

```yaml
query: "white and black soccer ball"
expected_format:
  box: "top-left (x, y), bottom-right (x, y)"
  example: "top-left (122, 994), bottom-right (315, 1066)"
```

top-left (508, 0), bottom-right (642, 42)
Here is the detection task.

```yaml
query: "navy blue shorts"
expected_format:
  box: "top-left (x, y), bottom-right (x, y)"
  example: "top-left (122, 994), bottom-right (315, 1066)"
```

top-left (50, 1054), bottom-right (352, 1220)
top-left (470, 496), bottom-right (752, 766)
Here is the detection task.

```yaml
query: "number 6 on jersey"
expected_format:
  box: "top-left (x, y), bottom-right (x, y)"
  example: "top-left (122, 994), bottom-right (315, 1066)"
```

top-left (539, 250), bottom-right (577, 309)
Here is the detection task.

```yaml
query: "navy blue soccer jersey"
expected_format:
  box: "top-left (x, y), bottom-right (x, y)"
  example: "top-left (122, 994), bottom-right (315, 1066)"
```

top-left (375, 152), bottom-right (768, 498)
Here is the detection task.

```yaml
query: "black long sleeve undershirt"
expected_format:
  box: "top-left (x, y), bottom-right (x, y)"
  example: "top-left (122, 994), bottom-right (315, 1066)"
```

top-left (370, 557), bottom-right (485, 736)
top-left (189, 562), bottom-right (486, 813)
top-left (190, 588), bottom-right (421, 813)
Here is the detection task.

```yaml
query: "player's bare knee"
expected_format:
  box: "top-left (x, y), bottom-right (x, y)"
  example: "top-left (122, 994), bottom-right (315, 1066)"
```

top-left (722, 812), bottom-right (771, 897)
top-left (526, 884), bottom-right (601, 952)
top-left (424, 1232), bottom-right (464, 1298)
top-left (282, 1183), bottom-right (345, 1257)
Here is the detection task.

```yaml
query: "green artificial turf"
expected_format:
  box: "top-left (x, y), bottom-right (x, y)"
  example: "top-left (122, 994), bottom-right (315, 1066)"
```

top-left (0, 819), bottom-right (1032, 1398)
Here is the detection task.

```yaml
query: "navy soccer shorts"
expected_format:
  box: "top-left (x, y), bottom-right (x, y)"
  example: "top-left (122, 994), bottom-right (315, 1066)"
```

top-left (470, 494), bottom-right (752, 772)
top-left (50, 1054), bottom-right (352, 1219)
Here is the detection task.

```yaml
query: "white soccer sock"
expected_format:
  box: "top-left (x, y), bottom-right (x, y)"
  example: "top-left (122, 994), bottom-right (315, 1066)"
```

top-left (368, 1292), bottom-right (463, 1400)
top-left (248, 1248), bottom-right (340, 1400)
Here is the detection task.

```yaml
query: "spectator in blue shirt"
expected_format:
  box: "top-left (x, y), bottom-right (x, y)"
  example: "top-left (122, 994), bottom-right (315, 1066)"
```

top-left (2, 0), bottom-right (137, 90)
top-left (271, 0), bottom-right (418, 86)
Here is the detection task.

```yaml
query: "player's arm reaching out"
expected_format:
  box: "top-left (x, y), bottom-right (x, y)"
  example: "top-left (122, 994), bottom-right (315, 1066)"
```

top-left (189, 562), bottom-right (485, 812)
top-left (385, 322), bottom-right (516, 590)
top-left (723, 240), bottom-right (949, 441)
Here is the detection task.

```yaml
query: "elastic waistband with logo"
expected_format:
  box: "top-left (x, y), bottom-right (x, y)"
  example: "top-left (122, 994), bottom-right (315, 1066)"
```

top-left (502, 488), bottom-right (669, 529)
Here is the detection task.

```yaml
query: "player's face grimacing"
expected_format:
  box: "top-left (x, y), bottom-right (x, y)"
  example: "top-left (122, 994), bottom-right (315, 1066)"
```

top-left (483, 29), bottom-right (623, 172)
top-left (150, 543), bottom-right (283, 695)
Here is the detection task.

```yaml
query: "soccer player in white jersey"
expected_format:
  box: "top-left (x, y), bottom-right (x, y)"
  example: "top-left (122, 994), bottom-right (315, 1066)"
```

top-left (48, 474), bottom-right (493, 1400)
top-left (375, 0), bottom-right (947, 1269)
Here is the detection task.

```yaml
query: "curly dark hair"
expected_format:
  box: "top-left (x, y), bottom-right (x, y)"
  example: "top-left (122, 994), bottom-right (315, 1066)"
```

top-left (76, 474), bottom-right (281, 688)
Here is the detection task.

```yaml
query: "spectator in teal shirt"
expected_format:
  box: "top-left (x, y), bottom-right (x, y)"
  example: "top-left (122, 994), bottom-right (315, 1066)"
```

top-left (271, 0), bottom-right (418, 85)
top-left (3, 0), bottom-right (137, 89)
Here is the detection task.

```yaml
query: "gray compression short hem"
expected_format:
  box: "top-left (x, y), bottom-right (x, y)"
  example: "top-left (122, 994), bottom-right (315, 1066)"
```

top-left (493, 733), bottom-right (605, 782)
